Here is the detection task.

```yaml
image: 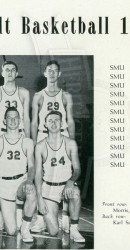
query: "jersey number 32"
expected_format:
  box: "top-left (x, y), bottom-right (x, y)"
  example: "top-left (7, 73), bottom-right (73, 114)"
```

top-left (7, 150), bottom-right (20, 160)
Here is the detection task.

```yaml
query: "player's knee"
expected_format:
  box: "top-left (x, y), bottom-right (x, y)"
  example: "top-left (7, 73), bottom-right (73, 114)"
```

top-left (46, 219), bottom-right (59, 236)
top-left (73, 186), bottom-right (81, 200)
top-left (48, 225), bottom-right (59, 236)
top-left (6, 225), bottom-right (17, 236)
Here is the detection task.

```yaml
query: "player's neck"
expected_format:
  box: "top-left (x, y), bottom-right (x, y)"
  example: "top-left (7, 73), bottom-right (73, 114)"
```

top-left (48, 133), bottom-right (63, 148)
top-left (6, 130), bottom-right (21, 140)
top-left (46, 82), bottom-right (59, 92)
top-left (4, 81), bottom-right (16, 92)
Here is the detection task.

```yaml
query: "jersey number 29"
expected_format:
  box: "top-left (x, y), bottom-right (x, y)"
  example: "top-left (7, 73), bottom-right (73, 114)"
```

top-left (47, 102), bottom-right (59, 111)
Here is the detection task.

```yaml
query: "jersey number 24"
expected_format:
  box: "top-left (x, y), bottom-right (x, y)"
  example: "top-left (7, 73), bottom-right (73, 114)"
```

top-left (51, 156), bottom-right (65, 167)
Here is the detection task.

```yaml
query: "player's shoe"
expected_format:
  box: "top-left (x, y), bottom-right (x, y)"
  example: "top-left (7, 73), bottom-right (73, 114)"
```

top-left (30, 215), bottom-right (46, 233)
top-left (70, 224), bottom-right (85, 243)
top-left (61, 215), bottom-right (70, 233)
top-left (21, 221), bottom-right (33, 243)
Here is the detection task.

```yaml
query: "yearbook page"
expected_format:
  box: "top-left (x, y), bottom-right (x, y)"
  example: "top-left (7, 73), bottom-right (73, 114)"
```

top-left (0, 0), bottom-right (129, 249)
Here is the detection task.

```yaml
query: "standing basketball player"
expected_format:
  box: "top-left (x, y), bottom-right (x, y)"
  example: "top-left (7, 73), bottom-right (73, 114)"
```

top-left (35, 111), bottom-right (85, 243)
top-left (0, 61), bottom-right (30, 137)
top-left (31, 60), bottom-right (75, 232)
top-left (0, 107), bottom-right (36, 243)
top-left (31, 60), bottom-right (75, 144)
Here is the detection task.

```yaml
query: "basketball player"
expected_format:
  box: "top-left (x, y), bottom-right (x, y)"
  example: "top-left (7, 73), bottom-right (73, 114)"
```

top-left (35, 111), bottom-right (85, 242)
top-left (31, 60), bottom-right (75, 232)
top-left (31, 60), bottom-right (75, 144)
top-left (0, 61), bottom-right (30, 137)
top-left (0, 60), bottom-right (31, 232)
top-left (0, 107), bottom-right (36, 243)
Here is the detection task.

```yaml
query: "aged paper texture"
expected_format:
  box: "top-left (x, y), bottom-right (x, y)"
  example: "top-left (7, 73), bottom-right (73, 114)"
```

top-left (0, 0), bottom-right (130, 249)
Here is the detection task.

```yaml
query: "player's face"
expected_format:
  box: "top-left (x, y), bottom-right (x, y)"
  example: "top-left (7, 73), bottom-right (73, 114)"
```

top-left (5, 111), bottom-right (20, 130)
top-left (44, 64), bottom-right (61, 83)
top-left (45, 114), bottom-right (62, 133)
top-left (2, 64), bottom-right (18, 82)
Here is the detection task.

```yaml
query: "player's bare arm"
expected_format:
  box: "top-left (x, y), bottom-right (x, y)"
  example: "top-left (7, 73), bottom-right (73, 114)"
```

top-left (35, 141), bottom-right (48, 215)
top-left (31, 91), bottom-right (43, 145)
top-left (19, 87), bottom-right (30, 138)
top-left (63, 138), bottom-right (81, 200)
top-left (23, 138), bottom-right (35, 193)
top-left (63, 91), bottom-right (75, 139)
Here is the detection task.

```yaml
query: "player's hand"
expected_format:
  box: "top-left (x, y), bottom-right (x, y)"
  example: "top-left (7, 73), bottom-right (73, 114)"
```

top-left (25, 180), bottom-right (34, 194)
top-left (38, 197), bottom-right (48, 215)
top-left (63, 180), bottom-right (74, 200)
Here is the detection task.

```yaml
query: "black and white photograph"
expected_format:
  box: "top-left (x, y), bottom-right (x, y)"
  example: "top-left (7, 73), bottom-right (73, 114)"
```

top-left (0, 55), bottom-right (94, 249)
top-left (0, 0), bottom-right (130, 249)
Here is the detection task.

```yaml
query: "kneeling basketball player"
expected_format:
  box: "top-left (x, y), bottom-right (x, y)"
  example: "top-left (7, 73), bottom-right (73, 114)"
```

top-left (35, 111), bottom-right (85, 242)
top-left (0, 107), bottom-right (36, 243)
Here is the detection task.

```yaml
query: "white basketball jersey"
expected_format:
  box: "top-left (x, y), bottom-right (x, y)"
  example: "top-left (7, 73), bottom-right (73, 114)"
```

top-left (0, 86), bottom-right (24, 133)
top-left (0, 134), bottom-right (27, 177)
top-left (43, 137), bottom-right (72, 183)
top-left (38, 89), bottom-right (68, 131)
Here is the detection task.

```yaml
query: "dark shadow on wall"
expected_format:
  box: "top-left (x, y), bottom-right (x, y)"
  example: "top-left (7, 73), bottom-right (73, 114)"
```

top-left (35, 75), bottom-right (47, 92)
top-left (75, 103), bottom-right (94, 209)
top-left (0, 75), bottom-right (4, 86)
top-left (34, 76), bottom-right (66, 92)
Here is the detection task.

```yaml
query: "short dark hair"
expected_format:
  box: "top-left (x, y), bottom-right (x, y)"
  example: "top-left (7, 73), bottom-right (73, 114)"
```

top-left (45, 111), bottom-right (62, 122)
top-left (2, 61), bottom-right (18, 72)
top-left (45, 60), bottom-right (60, 71)
top-left (4, 107), bottom-right (20, 119)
